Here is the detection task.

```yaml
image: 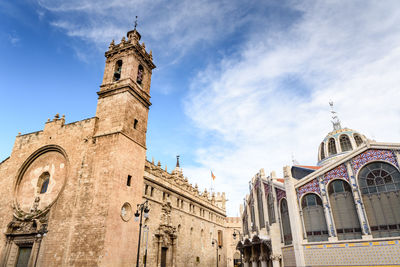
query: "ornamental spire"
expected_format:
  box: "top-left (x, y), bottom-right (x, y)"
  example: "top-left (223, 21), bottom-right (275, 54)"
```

top-left (176, 155), bottom-right (180, 168)
top-left (329, 101), bottom-right (342, 131)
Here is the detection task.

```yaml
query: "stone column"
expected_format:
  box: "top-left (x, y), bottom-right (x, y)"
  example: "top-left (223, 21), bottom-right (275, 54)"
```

top-left (270, 255), bottom-right (281, 267)
top-left (243, 247), bottom-right (251, 267)
top-left (0, 236), bottom-right (12, 267)
top-left (283, 166), bottom-right (306, 267)
top-left (171, 237), bottom-right (177, 267)
top-left (318, 176), bottom-right (337, 241)
top-left (260, 260), bottom-right (268, 267)
top-left (346, 162), bottom-right (372, 238)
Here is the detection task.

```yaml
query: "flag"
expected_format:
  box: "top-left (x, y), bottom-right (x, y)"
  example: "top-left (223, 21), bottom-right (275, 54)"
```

top-left (211, 171), bottom-right (216, 180)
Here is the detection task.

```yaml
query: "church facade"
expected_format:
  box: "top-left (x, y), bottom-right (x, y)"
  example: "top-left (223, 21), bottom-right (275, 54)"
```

top-left (0, 28), bottom-right (240, 267)
top-left (240, 117), bottom-right (400, 266)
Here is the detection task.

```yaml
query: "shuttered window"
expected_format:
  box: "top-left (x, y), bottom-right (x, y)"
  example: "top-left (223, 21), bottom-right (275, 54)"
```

top-left (359, 162), bottom-right (400, 238)
top-left (302, 193), bottom-right (329, 242)
top-left (329, 180), bottom-right (362, 240)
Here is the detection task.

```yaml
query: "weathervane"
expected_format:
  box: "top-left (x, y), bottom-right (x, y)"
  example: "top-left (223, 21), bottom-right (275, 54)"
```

top-left (329, 100), bottom-right (342, 131)
top-left (134, 16), bottom-right (138, 30)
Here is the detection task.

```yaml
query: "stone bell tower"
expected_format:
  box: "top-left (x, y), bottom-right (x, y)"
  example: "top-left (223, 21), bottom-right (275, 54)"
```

top-left (95, 27), bottom-right (155, 144)
top-left (91, 26), bottom-right (156, 266)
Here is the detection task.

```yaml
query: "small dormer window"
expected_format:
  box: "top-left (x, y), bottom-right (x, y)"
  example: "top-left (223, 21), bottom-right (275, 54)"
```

top-left (113, 60), bottom-right (123, 81)
top-left (354, 134), bottom-right (363, 146)
top-left (328, 138), bottom-right (337, 156)
top-left (320, 143), bottom-right (325, 160)
top-left (37, 172), bottom-right (50, 194)
top-left (137, 65), bottom-right (144, 85)
top-left (339, 134), bottom-right (353, 152)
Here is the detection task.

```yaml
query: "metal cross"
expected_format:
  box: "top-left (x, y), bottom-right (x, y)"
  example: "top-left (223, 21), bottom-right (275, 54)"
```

top-left (134, 16), bottom-right (138, 30)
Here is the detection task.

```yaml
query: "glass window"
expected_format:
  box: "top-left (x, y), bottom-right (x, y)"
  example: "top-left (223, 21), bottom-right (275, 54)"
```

top-left (339, 135), bottom-right (353, 152)
top-left (320, 143), bottom-right (325, 160)
top-left (328, 138), bottom-right (337, 156)
top-left (354, 134), bottom-right (363, 146)
top-left (358, 161), bottom-right (400, 238)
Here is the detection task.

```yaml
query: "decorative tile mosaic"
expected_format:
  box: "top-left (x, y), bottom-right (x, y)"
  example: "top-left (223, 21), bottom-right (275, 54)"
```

top-left (296, 178), bottom-right (321, 199)
top-left (351, 149), bottom-right (399, 174)
top-left (276, 188), bottom-right (286, 202)
top-left (303, 239), bottom-right (400, 266)
top-left (323, 164), bottom-right (349, 184)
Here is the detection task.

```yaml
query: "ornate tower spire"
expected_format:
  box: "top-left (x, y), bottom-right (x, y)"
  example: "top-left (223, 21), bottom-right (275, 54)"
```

top-left (176, 155), bottom-right (180, 168)
top-left (329, 101), bottom-right (342, 131)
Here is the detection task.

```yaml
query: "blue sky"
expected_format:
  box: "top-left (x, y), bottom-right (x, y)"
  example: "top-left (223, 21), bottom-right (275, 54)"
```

top-left (2, 0), bottom-right (400, 216)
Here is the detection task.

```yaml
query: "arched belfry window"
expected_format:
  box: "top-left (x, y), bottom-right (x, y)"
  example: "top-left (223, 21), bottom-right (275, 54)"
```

top-left (339, 135), bottom-right (353, 152)
top-left (137, 64), bottom-right (144, 85)
top-left (320, 143), bottom-right (325, 160)
top-left (113, 60), bottom-right (123, 81)
top-left (328, 180), bottom-right (362, 240)
top-left (358, 162), bottom-right (400, 238)
top-left (280, 198), bottom-right (292, 245)
top-left (301, 193), bottom-right (329, 242)
top-left (354, 134), bottom-right (363, 146)
top-left (328, 138), bottom-right (337, 156)
top-left (37, 172), bottom-right (50, 194)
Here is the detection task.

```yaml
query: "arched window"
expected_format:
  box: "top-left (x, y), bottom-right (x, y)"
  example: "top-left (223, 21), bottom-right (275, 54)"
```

top-left (301, 193), bottom-right (329, 242)
top-left (339, 134), bottom-right (353, 152)
top-left (358, 162), bottom-right (400, 238)
top-left (354, 134), bottom-right (363, 146)
top-left (280, 198), bottom-right (292, 245)
top-left (137, 64), bottom-right (144, 85)
top-left (113, 60), bottom-right (123, 81)
top-left (267, 192), bottom-right (276, 224)
top-left (37, 172), bottom-right (50, 194)
top-left (320, 143), bottom-right (325, 160)
top-left (328, 180), bottom-right (362, 240)
top-left (328, 138), bottom-right (337, 156)
top-left (257, 186), bottom-right (265, 228)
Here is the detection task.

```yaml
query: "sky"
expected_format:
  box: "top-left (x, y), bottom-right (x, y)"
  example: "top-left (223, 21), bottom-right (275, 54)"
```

top-left (1, 0), bottom-right (400, 216)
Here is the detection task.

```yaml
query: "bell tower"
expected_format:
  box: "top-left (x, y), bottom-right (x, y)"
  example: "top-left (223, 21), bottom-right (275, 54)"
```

top-left (91, 26), bottom-right (156, 265)
top-left (95, 26), bottom-right (156, 146)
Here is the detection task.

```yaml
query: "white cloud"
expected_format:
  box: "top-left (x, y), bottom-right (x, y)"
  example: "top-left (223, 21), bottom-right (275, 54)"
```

top-left (37, 0), bottom-right (400, 216)
top-left (183, 0), bottom-right (400, 215)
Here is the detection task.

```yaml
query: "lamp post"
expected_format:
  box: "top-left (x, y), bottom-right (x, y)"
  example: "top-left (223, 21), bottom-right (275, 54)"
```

top-left (211, 238), bottom-right (219, 267)
top-left (34, 224), bottom-right (48, 267)
top-left (233, 229), bottom-right (243, 267)
top-left (134, 200), bottom-right (150, 267)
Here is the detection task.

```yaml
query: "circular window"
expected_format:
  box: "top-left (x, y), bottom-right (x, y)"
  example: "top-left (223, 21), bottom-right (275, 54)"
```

top-left (121, 202), bottom-right (133, 222)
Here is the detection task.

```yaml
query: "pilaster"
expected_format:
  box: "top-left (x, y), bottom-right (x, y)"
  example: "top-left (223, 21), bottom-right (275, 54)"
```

top-left (283, 166), bottom-right (305, 267)
top-left (346, 162), bottom-right (372, 237)
top-left (318, 176), bottom-right (337, 240)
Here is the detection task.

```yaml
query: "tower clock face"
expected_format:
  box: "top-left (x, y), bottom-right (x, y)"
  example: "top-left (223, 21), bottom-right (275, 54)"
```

top-left (15, 148), bottom-right (68, 215)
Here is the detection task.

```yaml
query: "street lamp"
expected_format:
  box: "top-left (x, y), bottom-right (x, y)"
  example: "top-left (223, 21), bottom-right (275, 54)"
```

top-left (233, 229), bottom-right (243, 267)
top-left (134, 200), bottom-right (150, 267)
top-left (34, 224), bottom-right (48, 267)
top-left (211, 238), bottom-right (219, 267)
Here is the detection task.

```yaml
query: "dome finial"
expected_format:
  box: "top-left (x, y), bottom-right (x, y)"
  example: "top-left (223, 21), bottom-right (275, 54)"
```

top-left (329, 100), bottom-right (342, 131)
